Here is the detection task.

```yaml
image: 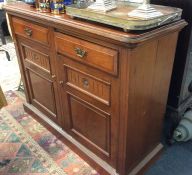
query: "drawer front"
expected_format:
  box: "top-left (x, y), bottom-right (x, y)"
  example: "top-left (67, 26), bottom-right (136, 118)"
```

top-left (12, 17), bottom-right (49, 45)
top-left (64, 64), bottom-right (111, 106)
top-left (23, 45), bottom-right (51, 73)
top-left (55, 32), bottom-right (118, 75)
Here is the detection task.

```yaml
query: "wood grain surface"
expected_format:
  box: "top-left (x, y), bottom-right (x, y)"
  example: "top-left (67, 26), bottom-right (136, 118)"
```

top-left (5, 2), bottom-right (187, 175)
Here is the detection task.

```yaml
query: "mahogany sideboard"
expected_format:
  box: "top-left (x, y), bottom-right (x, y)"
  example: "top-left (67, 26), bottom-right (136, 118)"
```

top-left (5, 3), bottom-right (187, 175)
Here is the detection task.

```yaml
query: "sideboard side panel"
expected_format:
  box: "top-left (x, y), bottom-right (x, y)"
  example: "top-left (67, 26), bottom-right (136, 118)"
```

top-left (126, 32), bottom-right (179, 173)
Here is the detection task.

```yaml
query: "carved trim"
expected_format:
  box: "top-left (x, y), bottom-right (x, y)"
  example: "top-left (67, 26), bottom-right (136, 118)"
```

top-left (22, 44), bottom-right (51, 72)
top-left (64, 64), bottom-right (111, 106)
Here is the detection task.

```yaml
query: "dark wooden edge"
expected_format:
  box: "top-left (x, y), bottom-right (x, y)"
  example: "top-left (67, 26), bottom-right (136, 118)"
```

top-left (23, 103), bottom-right (112, 175)
top-left (128, 144), bottom-right (164, 175)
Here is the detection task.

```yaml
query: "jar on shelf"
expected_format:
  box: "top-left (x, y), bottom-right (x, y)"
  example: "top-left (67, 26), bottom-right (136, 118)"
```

top-left (24, 0), bottom-right (36, 6)
top-left (50, 0), bottom-right (65, 14)
top-left (76, 0), bottom-right (93, 8)
top-left (64, 0), bottom-right (72, 5)
top-left (39, 0), bottom-right (51, 12)
top-left (35, 0), bottom-right (40, 10)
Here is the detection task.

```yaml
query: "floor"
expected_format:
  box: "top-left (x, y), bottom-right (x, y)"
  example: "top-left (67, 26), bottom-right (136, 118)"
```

top-left (0, 37), bottom-right (20, 92)
top-left (145, 141), bottom-right (192, 175)
top-left (1, 90), bottom-right (101, 175)
top-left (1, 38), bottom-right (192, 175)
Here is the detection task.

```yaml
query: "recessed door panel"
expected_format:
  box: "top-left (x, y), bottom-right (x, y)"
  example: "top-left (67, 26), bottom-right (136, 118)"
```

top-left (29, 70), bottom-right (56, 114)
top-left (26, 69), bottom-right (57, 121)
top-left (67, 93), bottom-right (110, 156)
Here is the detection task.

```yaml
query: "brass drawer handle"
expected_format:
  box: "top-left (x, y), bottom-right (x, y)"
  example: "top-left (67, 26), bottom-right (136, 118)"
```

top-left (59, 81), bottom-right (64, 86)
top-left (33, 54), bottom-right (38, 60)
top-left (51, 75), bottom-right (56, 79)
top-left (24, 27), bottom-right (33, 37)
top-left (82, 78), bottom-right (89, 88)
top-left (74, 48), bottom-right (87, 58)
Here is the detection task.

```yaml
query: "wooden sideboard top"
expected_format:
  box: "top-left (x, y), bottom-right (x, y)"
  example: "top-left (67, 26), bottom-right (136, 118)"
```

top-left (4, 2), bottom-right (187, 45)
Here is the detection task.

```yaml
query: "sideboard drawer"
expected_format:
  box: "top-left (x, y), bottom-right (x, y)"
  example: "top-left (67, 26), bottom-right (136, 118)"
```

top-left (64, 64), bottom-right (111, 106)
top-left (23, 45), bottom-right (51, 73)
top-left (55, 32), bottom-right (118, 75)
top-left (12, 17), bottom-right (49, 45)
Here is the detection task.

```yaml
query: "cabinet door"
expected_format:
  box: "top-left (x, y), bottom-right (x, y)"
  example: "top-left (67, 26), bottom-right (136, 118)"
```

top-left (17, 38), bottom-right (61, 125)
top-left (57, 54), bottom-right (119, 167)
